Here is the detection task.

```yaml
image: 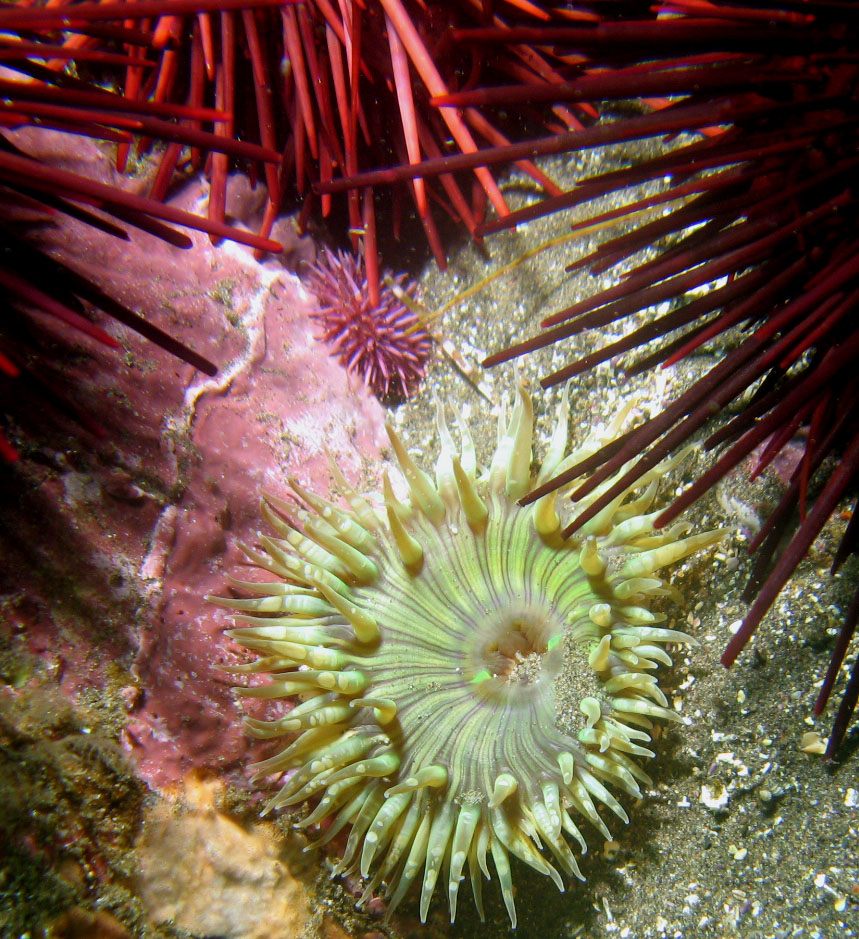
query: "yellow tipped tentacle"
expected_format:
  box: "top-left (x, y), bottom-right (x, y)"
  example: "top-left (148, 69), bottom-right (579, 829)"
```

top-left (490, 835), bottom-right (518, 928)
top-left (488, 772), bottom-right (518, 808)
top-left (383, 472), bottom-right (424, 569)
top-left (335, 783), bottom-right (387, 874)
top-left (534, 489), bottom-right (561, 538)
top-left (385, 764), bottom-right (449, 796)
top-left (580, 537), bottom-right (607, 578)
top-left (350, 696), bottom-right (398, 724)
top-left (452, 455), bottom-right (489, 529)
top-left (214, 589), bottom-right (330, 616)
top-left (301, 513), bottom-right (379, 584)
top-left (505, 382), bottom-right (535, 501)
top-left (579, 696), bottom-right (603, 727)
top-left (360, 791), bottom-right (411, 876)
top-left (311, 577), bottom-right (380, 643)
top-left (536, 382), bottom-right (571, 485)
top-left (420, 801), bottom-right (457, 922)
top-left (620, 529), bottom-right (728, 578)
top-left (557, 751), bottom-right (575, 786)
top-left (385, 809), bottom-right (432, 920)
top-left (385, 421), bottom-right (446, 524)
top-left (448, 803), bottom-right (481, 922)
top-left (326, 451), bottom-right (382, 533)
top-left (434, 395), bottom-right (458, 500)
top-left (376, 793), bottom-right (425, 895)
top-left (283, 480), bottom-right (376, 552)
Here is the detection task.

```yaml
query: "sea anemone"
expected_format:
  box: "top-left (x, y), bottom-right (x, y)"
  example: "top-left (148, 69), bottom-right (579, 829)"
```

top-left (303, 249), bottom-right (431, 402)
top-left (212, 381), bottom-right (724, 926)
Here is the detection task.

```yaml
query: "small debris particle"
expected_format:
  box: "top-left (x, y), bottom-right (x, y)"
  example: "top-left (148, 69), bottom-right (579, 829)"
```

top-left (800, 731), bottom-right (827, 754)
top-left (700, 780), bottom-right (730, 810)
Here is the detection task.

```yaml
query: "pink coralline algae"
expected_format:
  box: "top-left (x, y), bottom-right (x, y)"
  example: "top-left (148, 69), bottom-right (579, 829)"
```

top-left (303, 249), bottom-right (432, 402)
top-left (0, 129), bottom-right (387, 793)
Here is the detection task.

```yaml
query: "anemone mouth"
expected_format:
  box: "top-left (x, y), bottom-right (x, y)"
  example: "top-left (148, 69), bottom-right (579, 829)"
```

top-left (211, 382), bottom-right (727, 928)
top-left (469, 600), bottom-right (563, 691)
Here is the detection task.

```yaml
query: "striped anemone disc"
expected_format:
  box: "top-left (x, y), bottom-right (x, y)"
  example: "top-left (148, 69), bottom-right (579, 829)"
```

top-left (211, 381), bottom-right (725, 928)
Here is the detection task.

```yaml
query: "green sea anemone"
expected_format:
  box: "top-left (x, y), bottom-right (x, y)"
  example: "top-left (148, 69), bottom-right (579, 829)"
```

top-left (212, 383), bottom-right (725, 927)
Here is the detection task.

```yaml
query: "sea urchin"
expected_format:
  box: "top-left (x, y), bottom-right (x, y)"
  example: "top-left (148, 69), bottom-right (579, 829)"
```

top-left (303, 249), bottom-right (430, 402)
top-left (212, 382), bottom-right (725, 926)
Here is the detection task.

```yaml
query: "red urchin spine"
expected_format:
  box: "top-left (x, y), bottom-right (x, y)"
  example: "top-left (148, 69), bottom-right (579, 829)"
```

top-left (314, 1), bottom-right (859, 758)
top-left (2, 0), bottom-right (588, 295)
top-left (464, 3), bottom-right (859, 758)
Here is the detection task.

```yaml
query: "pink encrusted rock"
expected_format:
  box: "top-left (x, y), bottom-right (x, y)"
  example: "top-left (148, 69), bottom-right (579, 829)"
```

top-left (129, 238), bottom-right (388, 790)
top-left (0, 130), bottom-right (387, 792)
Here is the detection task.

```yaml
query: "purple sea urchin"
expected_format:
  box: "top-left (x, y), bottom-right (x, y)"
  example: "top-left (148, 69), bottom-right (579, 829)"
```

top-left (304, 249), bottom-right (431, 402)
top-left (212, 382), bottom-right (725, 926)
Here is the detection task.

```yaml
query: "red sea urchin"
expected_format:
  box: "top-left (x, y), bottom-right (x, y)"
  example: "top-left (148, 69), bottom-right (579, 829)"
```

top-left (212, 380), bottom-right (725, 926)
top-left (442, 1), bottom-right (859, 759)
top-left (1, 0), bottom-right (584, 294)
top-left (303, 249), bottom-right (430, 402)
top-left (0, 3), bottom-right (284, 459)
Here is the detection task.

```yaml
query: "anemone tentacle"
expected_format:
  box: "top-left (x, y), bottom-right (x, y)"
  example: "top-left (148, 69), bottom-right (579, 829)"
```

top-left (211, 382), bottom-right (725, 927)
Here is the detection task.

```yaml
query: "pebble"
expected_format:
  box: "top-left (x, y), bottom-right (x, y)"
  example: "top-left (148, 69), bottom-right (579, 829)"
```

top-left (700, 780), bottom-right (730, 811)
top-left (800, 731), bottom-right (827, 754)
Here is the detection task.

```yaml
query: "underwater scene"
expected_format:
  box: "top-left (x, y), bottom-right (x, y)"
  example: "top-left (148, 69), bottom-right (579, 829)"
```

top-left (1, 4), bottom-right (858, 939)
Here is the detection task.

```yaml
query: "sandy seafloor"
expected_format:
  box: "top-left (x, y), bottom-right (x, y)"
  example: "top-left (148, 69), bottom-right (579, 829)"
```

top-left (1, 135), bottom-right (858, 939)
top-left (364, 143), bottom-right (859, 939)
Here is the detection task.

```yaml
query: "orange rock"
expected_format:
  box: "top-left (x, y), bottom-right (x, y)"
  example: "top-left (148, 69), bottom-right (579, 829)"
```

top-left (134, 774), bottom-right (313, 939)
top-left (49, 908), bottom-right (131, 939)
